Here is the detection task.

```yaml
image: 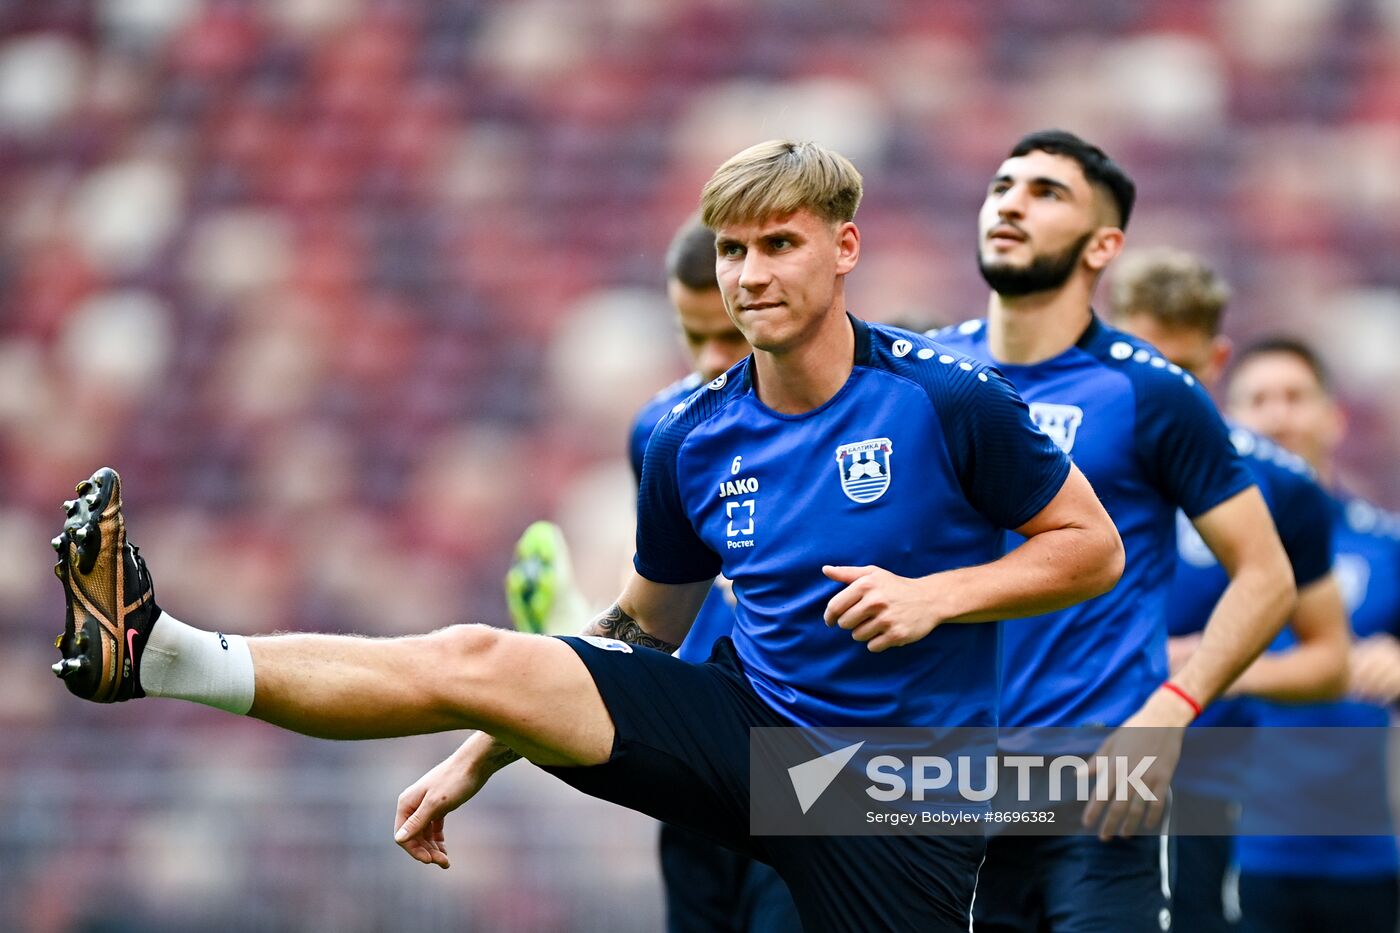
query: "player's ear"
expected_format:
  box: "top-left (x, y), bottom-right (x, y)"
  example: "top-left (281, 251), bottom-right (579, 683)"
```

top-left (1082, 227), bottom-right (1124, 274)
top-left (835, 222), bottom-right (860, 275)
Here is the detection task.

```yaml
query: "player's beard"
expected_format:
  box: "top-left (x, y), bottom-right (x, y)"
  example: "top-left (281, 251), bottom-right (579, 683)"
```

top-left (978, 231), bottom-right (1093, 298)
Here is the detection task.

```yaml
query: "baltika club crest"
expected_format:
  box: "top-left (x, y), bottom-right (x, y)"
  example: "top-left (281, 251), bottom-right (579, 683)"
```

top-left (834, 437), bottom-right (893, 504)
top-left (1027, 402), bottom-right (1084, 454)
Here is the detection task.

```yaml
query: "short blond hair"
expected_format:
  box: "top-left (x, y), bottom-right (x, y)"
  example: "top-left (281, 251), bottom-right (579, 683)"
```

top-left (1111, 248), bottom-right (1231, 337)
top-left (700, 140), bottom-right (863, 231)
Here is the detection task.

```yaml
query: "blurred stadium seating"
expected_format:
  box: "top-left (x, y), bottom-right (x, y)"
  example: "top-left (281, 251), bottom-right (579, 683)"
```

top-left (2, 0), bottom-right (1399, 929)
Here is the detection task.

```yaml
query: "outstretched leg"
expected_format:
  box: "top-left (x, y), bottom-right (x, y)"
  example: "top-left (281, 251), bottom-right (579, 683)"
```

top-left (50, 467), bottom-right (613, 768)
top-left (244, 624), bottom-right (612, 765)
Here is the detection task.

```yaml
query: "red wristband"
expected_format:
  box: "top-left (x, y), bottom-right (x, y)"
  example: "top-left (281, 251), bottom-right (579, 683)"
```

top-left (1161, 682), bottom-right (1202, 717)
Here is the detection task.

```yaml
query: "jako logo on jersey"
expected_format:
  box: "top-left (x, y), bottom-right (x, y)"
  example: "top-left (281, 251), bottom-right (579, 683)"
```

top-left (835, 438), bottom-right (893, 503)
top-left (718, 477), bottom-right (759, 498)
top-left (1028, 403), bottom-right (1085, 453)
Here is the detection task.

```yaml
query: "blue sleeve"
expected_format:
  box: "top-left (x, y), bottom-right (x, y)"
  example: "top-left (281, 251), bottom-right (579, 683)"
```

top-left (1132, 371), bottom-right (1254, 518)
top-left (923, 362), bottom-right (1073, 530)
top-left (1271, 471), bottom-right (1334, 589)
top-left (627, 410), bottom-right (651, 484)
top-left (633, 413), bottom-right (722, 585)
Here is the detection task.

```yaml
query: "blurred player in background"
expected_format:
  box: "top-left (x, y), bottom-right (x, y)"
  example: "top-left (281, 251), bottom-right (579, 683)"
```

top-left (49, 140), bottom-right (1126, 933)
top-left (505, 216), bottom-right (800, 932)
top-left (932, 130), bottom-right (1297, 933)
top-left (1111, 250), bottom-right (1350, 932)
top-left (1224, 338), bottom-right (1400, 933)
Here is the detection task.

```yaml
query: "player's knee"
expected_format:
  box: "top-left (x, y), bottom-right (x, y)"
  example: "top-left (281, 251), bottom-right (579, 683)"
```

top-left (421, 623), bottom-right (520, 714)
top-left (422, 623), bottom-right (579, 737)
top-left (429, 622), bottom-right (511, 673)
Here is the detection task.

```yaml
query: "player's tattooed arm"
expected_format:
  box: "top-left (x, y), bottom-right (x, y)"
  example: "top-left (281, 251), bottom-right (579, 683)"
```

top-left (582, 603), bottom-right (680, 654)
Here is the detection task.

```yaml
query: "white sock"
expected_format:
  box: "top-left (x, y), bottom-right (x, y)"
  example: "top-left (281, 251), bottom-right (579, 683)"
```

top-left (140, 611), bottom-right (256, 714)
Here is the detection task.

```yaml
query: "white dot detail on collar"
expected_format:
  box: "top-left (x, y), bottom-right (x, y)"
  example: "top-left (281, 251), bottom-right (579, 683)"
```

top-left (1110, 341), bottom-right (1133, 360)
top-left (939, 354), bottom-right (955, 364)
top-left (1349, 500), bottom-right (1379, 532)
top-left (916, 348), bottom-right (935, 360)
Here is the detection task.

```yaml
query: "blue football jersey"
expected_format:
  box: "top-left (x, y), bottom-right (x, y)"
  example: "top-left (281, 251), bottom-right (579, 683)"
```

top-left (934, 316), bottom-right (1254, 728)
top-left (1237, 494), bottom-right (1400, 879)
top-left (634, 317), bottom-right (1072, 729)
top-left (630, 373), bottom-right (738, 664)
top-left (1170, 426), bottom-right (1334, 800)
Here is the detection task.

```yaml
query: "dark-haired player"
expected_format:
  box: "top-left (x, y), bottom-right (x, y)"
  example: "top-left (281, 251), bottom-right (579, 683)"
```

top-left (1225, 337), bottom-right (1400, 933)
top-left (933, 130), bottom-right (1297, 932)
top-left (1111, 249), bottom-right (1350, 932)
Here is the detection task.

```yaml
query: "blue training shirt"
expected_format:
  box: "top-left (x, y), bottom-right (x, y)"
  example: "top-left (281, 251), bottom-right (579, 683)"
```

top-left (1238, 494), bottom-right (1400, 879)
top-left (630, 373), bottom-right (739, 664)
top-left (1170, 425), bottom-right (1334, 800)
top-left (634, 317), bottom-right (1072, 729)
top-left (934, 316), bottom-right (1254, 728)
